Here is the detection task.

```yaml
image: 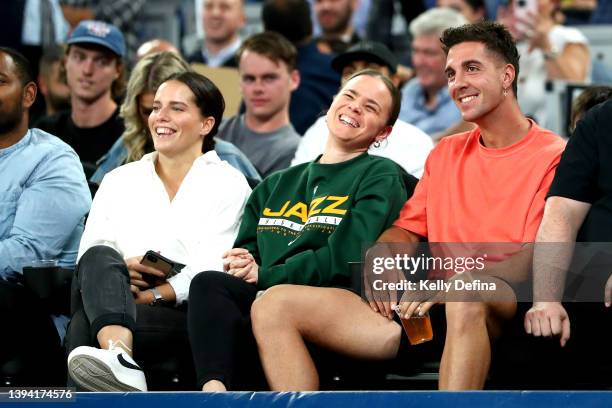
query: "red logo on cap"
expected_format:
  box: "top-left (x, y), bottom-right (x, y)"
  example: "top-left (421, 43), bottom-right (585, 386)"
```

top-left (86, 22), bottom-right (111, 38)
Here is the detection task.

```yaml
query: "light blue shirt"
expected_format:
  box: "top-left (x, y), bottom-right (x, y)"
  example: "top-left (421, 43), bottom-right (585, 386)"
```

top-left (399, 78), bottom-right (462, 137)
top-left (0, 129), bottom-right (91, 280)
top-left (21, 0), bottom-right (69, 46)
top-left (202, 38), bottom-right (241, 68)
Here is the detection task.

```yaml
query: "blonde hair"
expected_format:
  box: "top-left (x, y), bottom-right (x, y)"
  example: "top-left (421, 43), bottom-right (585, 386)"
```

top-left (120, 51), bottom-right (191, 162)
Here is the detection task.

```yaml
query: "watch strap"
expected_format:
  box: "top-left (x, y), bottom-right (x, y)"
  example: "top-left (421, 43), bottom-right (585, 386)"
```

top-left (149, 287), bottom-right (164, 305)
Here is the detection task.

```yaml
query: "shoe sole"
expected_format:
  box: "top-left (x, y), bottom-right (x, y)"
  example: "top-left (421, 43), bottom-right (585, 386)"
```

top-left (68, 355), bottom-right (142, 392)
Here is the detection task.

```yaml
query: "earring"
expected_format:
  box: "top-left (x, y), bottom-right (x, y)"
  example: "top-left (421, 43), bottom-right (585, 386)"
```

top-left (503, 88), bottom-right (509, 97)
top-left (372, 140), bottom-right (381, 148)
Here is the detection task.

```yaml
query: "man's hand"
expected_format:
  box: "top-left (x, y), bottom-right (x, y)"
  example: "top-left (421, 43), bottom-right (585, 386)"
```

top-left (125, 256), bottom-right (166, 295)
top-left (134, 288), bottom-right (154, 305)
top-left (524, 301), bottom-right (571, 347)
top-left (363, 256), bottom-right (403, 320)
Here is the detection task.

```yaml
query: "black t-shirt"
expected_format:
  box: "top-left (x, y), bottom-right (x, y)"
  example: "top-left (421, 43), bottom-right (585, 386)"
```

top-left (547, 99), bottom-right (612, 241)
top-left (35, 107), bottom-right (124, 177)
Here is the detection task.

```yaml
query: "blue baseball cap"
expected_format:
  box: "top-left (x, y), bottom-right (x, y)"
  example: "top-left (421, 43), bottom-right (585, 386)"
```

top-left (67, 20), bottom-right (126, 58)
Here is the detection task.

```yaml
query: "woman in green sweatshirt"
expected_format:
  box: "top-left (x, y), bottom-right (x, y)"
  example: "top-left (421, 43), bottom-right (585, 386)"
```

top-left (187, 70), bottom-right (417, 391)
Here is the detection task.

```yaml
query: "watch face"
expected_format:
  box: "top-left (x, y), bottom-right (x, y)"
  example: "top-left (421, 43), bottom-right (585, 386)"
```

top-left (150, 289), bottom-right (164, 306)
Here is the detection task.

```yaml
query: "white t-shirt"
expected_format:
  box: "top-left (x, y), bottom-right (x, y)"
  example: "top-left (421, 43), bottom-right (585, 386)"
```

top-left (291, 116), bottom-right (433, 178)
top-left (78, 150), bottom-right (251, 303)
top-left (517, 25), bottom-right (590, 128)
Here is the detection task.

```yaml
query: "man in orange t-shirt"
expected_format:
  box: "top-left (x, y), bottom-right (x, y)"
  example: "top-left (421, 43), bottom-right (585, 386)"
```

top-left (247, 22), bottom-right (566, 391)
top-left (385, 22), bottom-right (566, 389)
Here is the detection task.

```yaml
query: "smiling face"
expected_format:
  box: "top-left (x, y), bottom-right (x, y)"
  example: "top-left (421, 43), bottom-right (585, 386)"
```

top-left (148, 80), bottom-right (214, 159)
top-left (326, 74), bottom-right (392, 150)
top-left (411, 34), bottom-right (449, 95)
top-left (444, 41), bottom-right (514, 123)
top-left (203, 0), bottom-right (245, 46)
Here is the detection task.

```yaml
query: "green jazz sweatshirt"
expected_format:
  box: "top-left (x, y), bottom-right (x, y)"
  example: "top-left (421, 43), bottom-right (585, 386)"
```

top-left (234, 153), bottom-right (417, 289)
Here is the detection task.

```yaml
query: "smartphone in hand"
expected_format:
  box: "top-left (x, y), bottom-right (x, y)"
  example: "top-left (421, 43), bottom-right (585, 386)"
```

top-left (140, 251), bottom-right (182, 286)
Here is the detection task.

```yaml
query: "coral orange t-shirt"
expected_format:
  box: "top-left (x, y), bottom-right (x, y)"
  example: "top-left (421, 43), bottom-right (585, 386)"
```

top-left (394, 122), bottom-right (566, 244)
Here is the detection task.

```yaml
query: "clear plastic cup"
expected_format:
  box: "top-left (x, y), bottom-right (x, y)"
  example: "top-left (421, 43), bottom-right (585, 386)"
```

top-left (30, 259), bottom-right (59, 268)
top-left (394, 305), bottom-right (433, 345)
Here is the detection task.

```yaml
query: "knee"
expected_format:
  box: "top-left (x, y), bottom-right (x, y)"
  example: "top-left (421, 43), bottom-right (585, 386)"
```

top-left (189, 271), bottom-right (228, 298)
top-left (445, 302), bottom-right (488, 334)
top-left (80, 245), bottom-right (119, 263)
top-left (251, 285), bottom-right (296, 337)
top-left (77, 245), bottom-right (126, 279)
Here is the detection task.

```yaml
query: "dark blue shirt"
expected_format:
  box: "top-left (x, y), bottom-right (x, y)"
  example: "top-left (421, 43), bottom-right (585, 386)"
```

top-left (289, 40), bottom-right (341, 135)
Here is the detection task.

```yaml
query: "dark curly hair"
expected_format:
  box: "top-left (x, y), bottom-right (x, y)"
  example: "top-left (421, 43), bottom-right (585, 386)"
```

top-left (440, 21), bottom-right (520, 96)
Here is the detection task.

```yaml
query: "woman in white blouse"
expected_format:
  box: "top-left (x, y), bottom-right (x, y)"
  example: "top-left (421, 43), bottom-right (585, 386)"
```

top-left (65, 72), bottom-right (251, 392)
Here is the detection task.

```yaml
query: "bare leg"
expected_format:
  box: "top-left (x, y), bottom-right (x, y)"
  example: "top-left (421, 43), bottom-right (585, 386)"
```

top-left (439, 289), bottom-right (516, 390)
top-left (97, 325), bottom-right (133, 356)
top-left (251, 285), bottom-right (402, 391)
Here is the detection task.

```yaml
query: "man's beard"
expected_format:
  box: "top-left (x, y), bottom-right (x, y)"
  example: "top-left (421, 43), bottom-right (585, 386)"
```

top-left (321, 9), bottom-right (352, 36)
top-left (0, 102), bottom-right (24, 135)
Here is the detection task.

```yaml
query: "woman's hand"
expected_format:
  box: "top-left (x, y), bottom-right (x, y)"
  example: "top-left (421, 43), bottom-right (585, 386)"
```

top-left (134, 288), bottom-right (155, 305)
top-left (236, 261), bottom-right (259, 284)
top-left (397, 284), bottom-right (440, 319)
top-left (397, 297), bottom-right (437, 319)
top-left (497, 5), bottom-right (524, 40)
top-left (222, 248), bottom-right (254, 271)
top-left (125, 256), bottom-right (166, 295)
top-left (524, 10), bottom-right (555, 53)
top-left (222, 248), bottom-right (258, 284)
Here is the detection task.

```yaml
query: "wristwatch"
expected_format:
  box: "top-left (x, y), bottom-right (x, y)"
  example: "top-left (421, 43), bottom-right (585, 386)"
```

top-left (148, 287), bottom-right (164, 306)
